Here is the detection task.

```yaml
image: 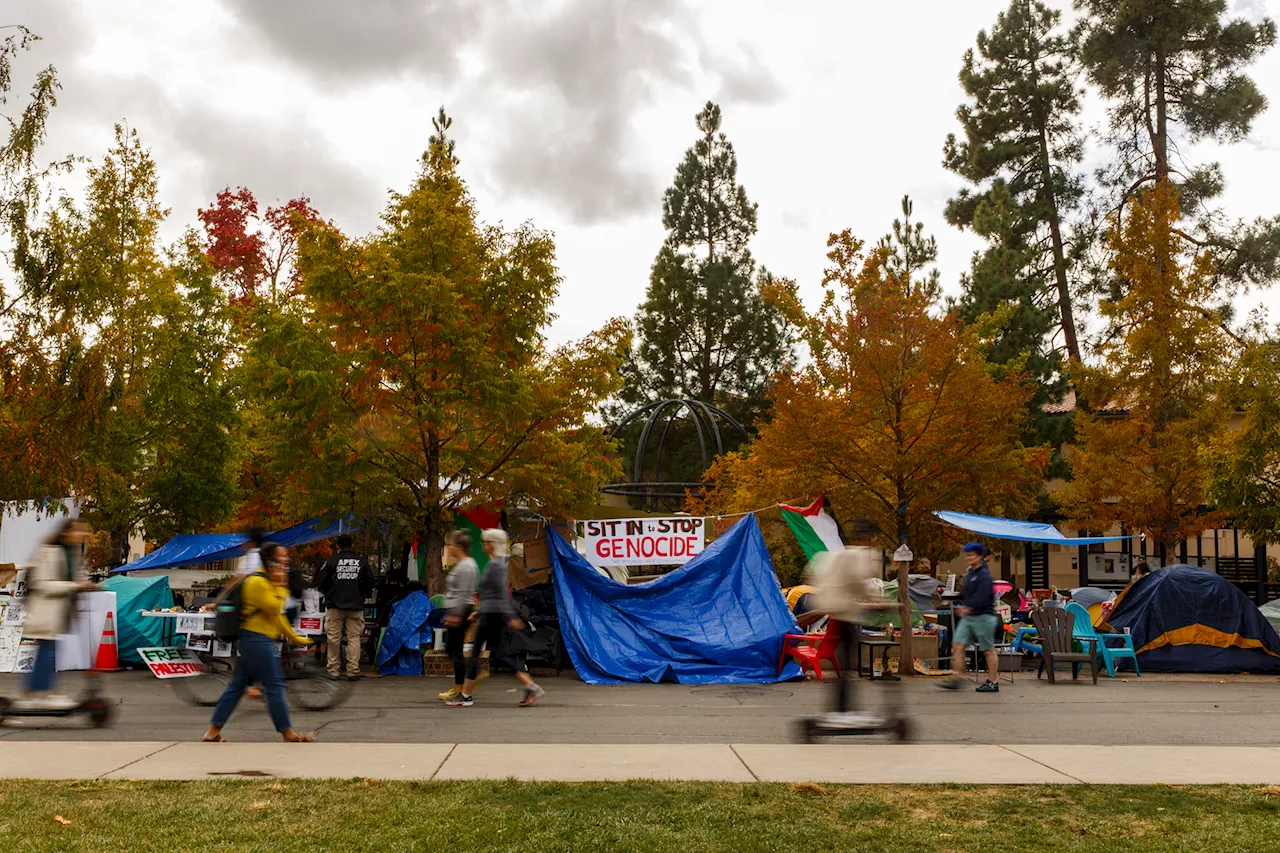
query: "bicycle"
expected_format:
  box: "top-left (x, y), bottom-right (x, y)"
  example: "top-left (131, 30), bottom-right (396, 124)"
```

top-left (171, 636), bottom-right (353, 711)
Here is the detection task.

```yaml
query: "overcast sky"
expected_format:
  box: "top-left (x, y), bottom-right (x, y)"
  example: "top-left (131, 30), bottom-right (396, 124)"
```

top-left (8, 0), bottom-right (1280, 345)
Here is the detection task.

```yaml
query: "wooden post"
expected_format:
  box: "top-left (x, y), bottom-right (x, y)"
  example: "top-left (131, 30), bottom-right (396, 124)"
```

top-left (897, 559), bottom-right (914, 678)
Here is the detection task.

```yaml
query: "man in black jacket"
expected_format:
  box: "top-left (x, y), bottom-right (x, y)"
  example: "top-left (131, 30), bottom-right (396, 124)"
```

top-left (316, 534), bottom-right (374, 681)
top-left (942, 542), bottom-right (1000, 693)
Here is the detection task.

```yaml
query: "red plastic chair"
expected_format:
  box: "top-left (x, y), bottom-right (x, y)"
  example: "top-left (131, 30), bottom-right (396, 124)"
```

top-left (777, 625), bottom-right (841, 680)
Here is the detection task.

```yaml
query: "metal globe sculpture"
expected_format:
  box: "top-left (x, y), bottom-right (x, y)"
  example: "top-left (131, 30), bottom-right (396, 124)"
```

top-left (603, 399), bottom-right (749, 500)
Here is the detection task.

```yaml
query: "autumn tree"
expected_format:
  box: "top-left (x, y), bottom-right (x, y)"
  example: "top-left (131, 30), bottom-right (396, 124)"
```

top-left (248, 112), bottom-right (626, 593)
top-left (198, 187), bottom-right (320, 306)
top-left (703, 219), bottom-right (1047, 669)
top-left (1204, 334), bottom-right (1280, 546)
top-left (1076, 0), bottom-right (1280, 288)
top-left (945, 0), bottom-right (1085, 363)
top-left (622, 101), bottom-right (789, 425)
top-left (1057, 185), bottom-right (1231, 556)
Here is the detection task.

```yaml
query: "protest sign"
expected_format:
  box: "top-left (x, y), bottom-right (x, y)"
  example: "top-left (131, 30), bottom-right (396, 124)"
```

top-left (582, 517), bottom-right (705, 568)
top-left (175, 614), bottom-right (207, 635)
top-left (137, 646), bottom-right (206, 679)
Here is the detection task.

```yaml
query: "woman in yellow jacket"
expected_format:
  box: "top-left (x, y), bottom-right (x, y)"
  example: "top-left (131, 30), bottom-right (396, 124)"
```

top-left (203, 543), bottom-right (315, 743)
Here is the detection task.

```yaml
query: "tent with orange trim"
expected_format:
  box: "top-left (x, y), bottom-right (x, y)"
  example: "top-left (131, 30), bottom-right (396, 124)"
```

top-left (1103, 565), bottom-right (1280, 673)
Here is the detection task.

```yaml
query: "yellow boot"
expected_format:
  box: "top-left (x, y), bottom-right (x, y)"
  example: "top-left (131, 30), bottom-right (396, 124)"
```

top-left (438, 685), bottom-right (461, 701)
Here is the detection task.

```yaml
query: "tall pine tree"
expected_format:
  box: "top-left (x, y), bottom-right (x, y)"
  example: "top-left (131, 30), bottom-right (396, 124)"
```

top-left (623, 101), bottom-right (789, 425)
top-left (944, 0), bottom-right (1084, 366)
top-left (1076, 0), bottom-right (1280, 288)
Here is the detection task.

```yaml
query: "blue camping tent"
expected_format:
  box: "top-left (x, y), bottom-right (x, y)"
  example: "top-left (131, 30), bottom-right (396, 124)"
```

top-left (550, 514), bottom-right (802, 685)
top-left (112, 517), bottom-right (349, 573)
top-left (100, 575), bottom-right (175, 663)
top-left (1103, 565), bottom-right (1280, 673)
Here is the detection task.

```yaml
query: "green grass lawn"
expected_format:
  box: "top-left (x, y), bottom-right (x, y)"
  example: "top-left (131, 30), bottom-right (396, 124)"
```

top-left (1, 780), bottom-right (1278, 852)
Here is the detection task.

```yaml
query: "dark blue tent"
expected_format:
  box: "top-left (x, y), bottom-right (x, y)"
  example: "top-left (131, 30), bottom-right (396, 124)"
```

top-left (550, 514), bottom-right (802, 685)
top-left (1103, 565), bottom-right (1280, 673)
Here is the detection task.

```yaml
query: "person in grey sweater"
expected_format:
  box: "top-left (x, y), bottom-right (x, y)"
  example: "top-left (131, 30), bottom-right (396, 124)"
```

top-left (440, 530), bottom-right (477, 702)
top-left (445, 528), bottom-right (544, 707)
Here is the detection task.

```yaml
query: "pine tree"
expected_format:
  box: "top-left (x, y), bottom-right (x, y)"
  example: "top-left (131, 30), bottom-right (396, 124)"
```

top-left (944, 0), bottom-right (1084, 363)
top-left (1076, 0), bottom-right (1280, 288)
top-left (623, 102), bottom-right (789, 425)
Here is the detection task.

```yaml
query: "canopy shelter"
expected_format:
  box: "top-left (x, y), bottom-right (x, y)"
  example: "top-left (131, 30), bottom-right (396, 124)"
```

top-left (110, 517), bottom-right (349, 573)
top-left (934, 511), bottom-right (1129, 545)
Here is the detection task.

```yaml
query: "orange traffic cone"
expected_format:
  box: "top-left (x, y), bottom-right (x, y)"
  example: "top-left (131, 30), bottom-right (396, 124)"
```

top-left (94, 611), bottom-right (120, 672)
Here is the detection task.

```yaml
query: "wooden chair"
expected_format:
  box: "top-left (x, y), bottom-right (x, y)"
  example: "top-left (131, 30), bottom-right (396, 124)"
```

top-left (1030, 607), bottom-right (1099, 684)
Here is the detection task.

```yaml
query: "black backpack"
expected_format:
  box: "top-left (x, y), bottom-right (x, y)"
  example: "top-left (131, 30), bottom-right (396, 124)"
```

top-left (213, 571), bottom-right (264, 642)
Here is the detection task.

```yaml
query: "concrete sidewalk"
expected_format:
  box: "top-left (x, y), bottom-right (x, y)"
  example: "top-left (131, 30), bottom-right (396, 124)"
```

top-left (4, 742), bottom-right (1280, 784)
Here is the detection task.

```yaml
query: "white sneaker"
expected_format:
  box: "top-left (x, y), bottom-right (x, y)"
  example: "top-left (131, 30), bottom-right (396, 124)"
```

top-left (36, 693), bottom-right (80, 711)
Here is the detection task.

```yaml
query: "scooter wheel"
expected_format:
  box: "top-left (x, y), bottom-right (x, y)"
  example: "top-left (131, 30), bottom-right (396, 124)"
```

top-left (83, 699), bottom-right (111, 728)
top-left (794, 719), bottom-right (818, 744)
top-left (894, 717), bottom-right (913, 743)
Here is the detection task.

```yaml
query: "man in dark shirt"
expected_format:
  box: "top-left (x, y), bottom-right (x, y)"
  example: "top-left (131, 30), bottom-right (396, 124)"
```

top-left (316, 534), bottom-right (374, 681)
top-left (942, 542), bottom-right (1000, 693)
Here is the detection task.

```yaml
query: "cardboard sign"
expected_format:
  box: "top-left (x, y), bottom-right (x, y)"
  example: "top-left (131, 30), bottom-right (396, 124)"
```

top-left (582, 517), bottom-right (705, 568)
top-left (296, 614), bottom-right (324, 635)
top-left (137, 646), bottom-right (207, 679)
top-left (185, 632), bottom-right (212, 652)
top-left (175, 614), bottom-right (207, 635)
top-left (213, 640), bottom-right (233, 658)
top-left (893, 544), bottom-right (914, 562)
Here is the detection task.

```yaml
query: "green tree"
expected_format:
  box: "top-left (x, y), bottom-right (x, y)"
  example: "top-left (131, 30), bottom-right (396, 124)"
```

top-left (1076, 0), bottom-right (1280, 288)
top-left (249, 113), bottom-right (627, 593)
top-left (945, 0), bottom-right (1084, 363)
top-left (623, 101), bottom-right (789, 424)
top-left (1204, 334), bottom-right (1280, 545)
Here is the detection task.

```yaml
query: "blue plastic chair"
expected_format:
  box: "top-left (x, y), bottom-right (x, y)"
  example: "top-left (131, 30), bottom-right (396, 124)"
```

top-left (1065, 602), bottom-right (1140, 677)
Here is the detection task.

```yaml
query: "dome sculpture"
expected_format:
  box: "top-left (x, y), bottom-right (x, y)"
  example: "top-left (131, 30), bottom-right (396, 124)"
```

top-left (603, 399), bottom-right (749, 501)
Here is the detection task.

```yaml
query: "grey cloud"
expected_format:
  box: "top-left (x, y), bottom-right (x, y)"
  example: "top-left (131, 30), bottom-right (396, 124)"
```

top-left (1233, 0), bottom-right (1270, 24)
top-left (705, 44), bottom-right (784, 107)
top-left (218, 0), bottom-right (480, 83)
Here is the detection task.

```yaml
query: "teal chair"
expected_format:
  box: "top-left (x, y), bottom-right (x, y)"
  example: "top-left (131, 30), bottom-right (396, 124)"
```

top-left (1065, 602), bottom-right (1140, 677)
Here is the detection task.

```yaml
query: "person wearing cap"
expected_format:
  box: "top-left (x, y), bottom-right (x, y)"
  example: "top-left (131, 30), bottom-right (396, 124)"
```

top-left (316, 533), bottom-right (374, 681)
top-left (445, 528), bottom-right (544, 708)
top-left (943, 542), bottom-right (1000, 693)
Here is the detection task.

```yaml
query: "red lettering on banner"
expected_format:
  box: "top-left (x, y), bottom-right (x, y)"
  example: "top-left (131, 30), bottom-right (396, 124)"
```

top-left (687, 537), bottom-right (698, 555)
top-left (655, 537), bottom-right (669, 558)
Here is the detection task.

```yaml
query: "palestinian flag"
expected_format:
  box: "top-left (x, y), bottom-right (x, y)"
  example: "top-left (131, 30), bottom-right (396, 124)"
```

top-left (454, 504), bottom-right (503, 571)
top-left (780, 497), bottom-right (845, 560)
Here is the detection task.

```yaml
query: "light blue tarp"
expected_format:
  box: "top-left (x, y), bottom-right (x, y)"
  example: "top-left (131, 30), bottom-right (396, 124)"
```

top-left (550, 514), bottom-right (803, 685)
top-left (377, 591), bottom-right (435, 676)
top-left (112, 517), bottom-right (349, 573)
top-left (100, 575), bottom-right (175, 663)
top-left (935, 511), bottom-right (1129, 545)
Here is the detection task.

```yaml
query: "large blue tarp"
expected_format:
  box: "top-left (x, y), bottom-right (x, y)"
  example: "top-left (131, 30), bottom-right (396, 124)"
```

top-left (1103, 565), bottom-right (1280, 673)
top-left (112, 517), bottom-right (349, 573)
top-left (100, 575), bottom-right (175, 663)
top-left (377, 591), bottom-right (435, 676)
top-left (550, 514), bottom-right (802, 685)
top-left (935, 511), bottom-right (1129, 545)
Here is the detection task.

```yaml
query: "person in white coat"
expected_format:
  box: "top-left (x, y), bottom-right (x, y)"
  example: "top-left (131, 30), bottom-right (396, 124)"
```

top-left (20, 519), bottom-right (94, 710)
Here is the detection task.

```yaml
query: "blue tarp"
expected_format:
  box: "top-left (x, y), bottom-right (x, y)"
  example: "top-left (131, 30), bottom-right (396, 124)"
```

top-left (550, 514), bottom-right (803, 685)
top-left (377, 591), bottom-right (435, 676)
top-left (935, 511), bottom-right (1129, 545)
top-left (100, 575), bottom-right (175, 663)
top-left (112, 517), bottom-right (349, 573)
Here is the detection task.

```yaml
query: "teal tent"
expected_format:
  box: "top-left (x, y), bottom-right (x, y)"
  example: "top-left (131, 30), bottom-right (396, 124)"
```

top-left (101, 575), bottom-right (175, 663)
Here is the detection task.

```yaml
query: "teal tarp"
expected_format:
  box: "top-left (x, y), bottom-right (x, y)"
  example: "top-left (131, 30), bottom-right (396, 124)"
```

top-left (101, 575), bottom-right (175, 663)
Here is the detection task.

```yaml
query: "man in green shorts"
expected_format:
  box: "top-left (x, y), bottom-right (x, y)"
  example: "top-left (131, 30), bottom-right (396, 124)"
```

top-left (942, 542), bottom-right (1000, 693)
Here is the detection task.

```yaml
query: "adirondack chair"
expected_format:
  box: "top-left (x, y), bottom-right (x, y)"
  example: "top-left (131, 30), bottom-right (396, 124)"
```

top-left (778, 625), bottom-right (841, 680)
top-left (1030, 606), bottom-right (1099, 684)
top-left (1065, 602), bottom-right (1140, 678)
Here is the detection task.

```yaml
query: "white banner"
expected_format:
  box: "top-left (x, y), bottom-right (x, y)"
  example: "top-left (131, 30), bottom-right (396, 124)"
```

top-left (582, 517), bottom-right (705, 568)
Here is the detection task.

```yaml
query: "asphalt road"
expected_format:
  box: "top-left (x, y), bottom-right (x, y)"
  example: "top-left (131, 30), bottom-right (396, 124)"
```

top-left (1, 670), bottom-right (1277, 744)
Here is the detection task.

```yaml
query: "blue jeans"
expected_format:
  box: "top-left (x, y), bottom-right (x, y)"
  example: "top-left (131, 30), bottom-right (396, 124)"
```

top-left (210, 630), bottom-right (292, 733)
top-left (25, 639), bottom-right (58, 693)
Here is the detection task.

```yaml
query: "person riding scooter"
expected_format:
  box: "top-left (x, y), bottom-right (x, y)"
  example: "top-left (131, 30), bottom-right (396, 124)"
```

top-left (19, 519), bottom-right (97, 710)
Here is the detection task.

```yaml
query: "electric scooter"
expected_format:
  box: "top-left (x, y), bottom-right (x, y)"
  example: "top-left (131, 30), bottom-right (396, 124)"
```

top-left (0, 667), bottom-right (113, 728)
top-left (794, 624), bottom-right (913, 743)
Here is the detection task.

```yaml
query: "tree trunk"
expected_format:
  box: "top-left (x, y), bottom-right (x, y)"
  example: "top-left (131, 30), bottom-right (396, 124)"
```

top-left (897, 559), bottom-right (914, 678)
top-left (1154, 46), bottom-right (1169, 183)
top-left (425, 505), bottom-right (446, 596)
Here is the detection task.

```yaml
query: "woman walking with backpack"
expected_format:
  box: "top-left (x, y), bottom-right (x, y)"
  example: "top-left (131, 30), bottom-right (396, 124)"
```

top-left (203, 543), bottom-right (315, 743)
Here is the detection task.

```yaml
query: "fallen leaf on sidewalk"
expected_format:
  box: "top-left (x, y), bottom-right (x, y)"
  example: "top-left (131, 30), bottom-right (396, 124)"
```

top-left (53, 816), bottom-right (72, 826)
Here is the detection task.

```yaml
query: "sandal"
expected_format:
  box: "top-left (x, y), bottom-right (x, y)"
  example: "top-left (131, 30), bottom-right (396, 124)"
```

top-left (202, 735), bottom-right (228, 743)
top-left (282, 732), bottom-right (315, 743)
